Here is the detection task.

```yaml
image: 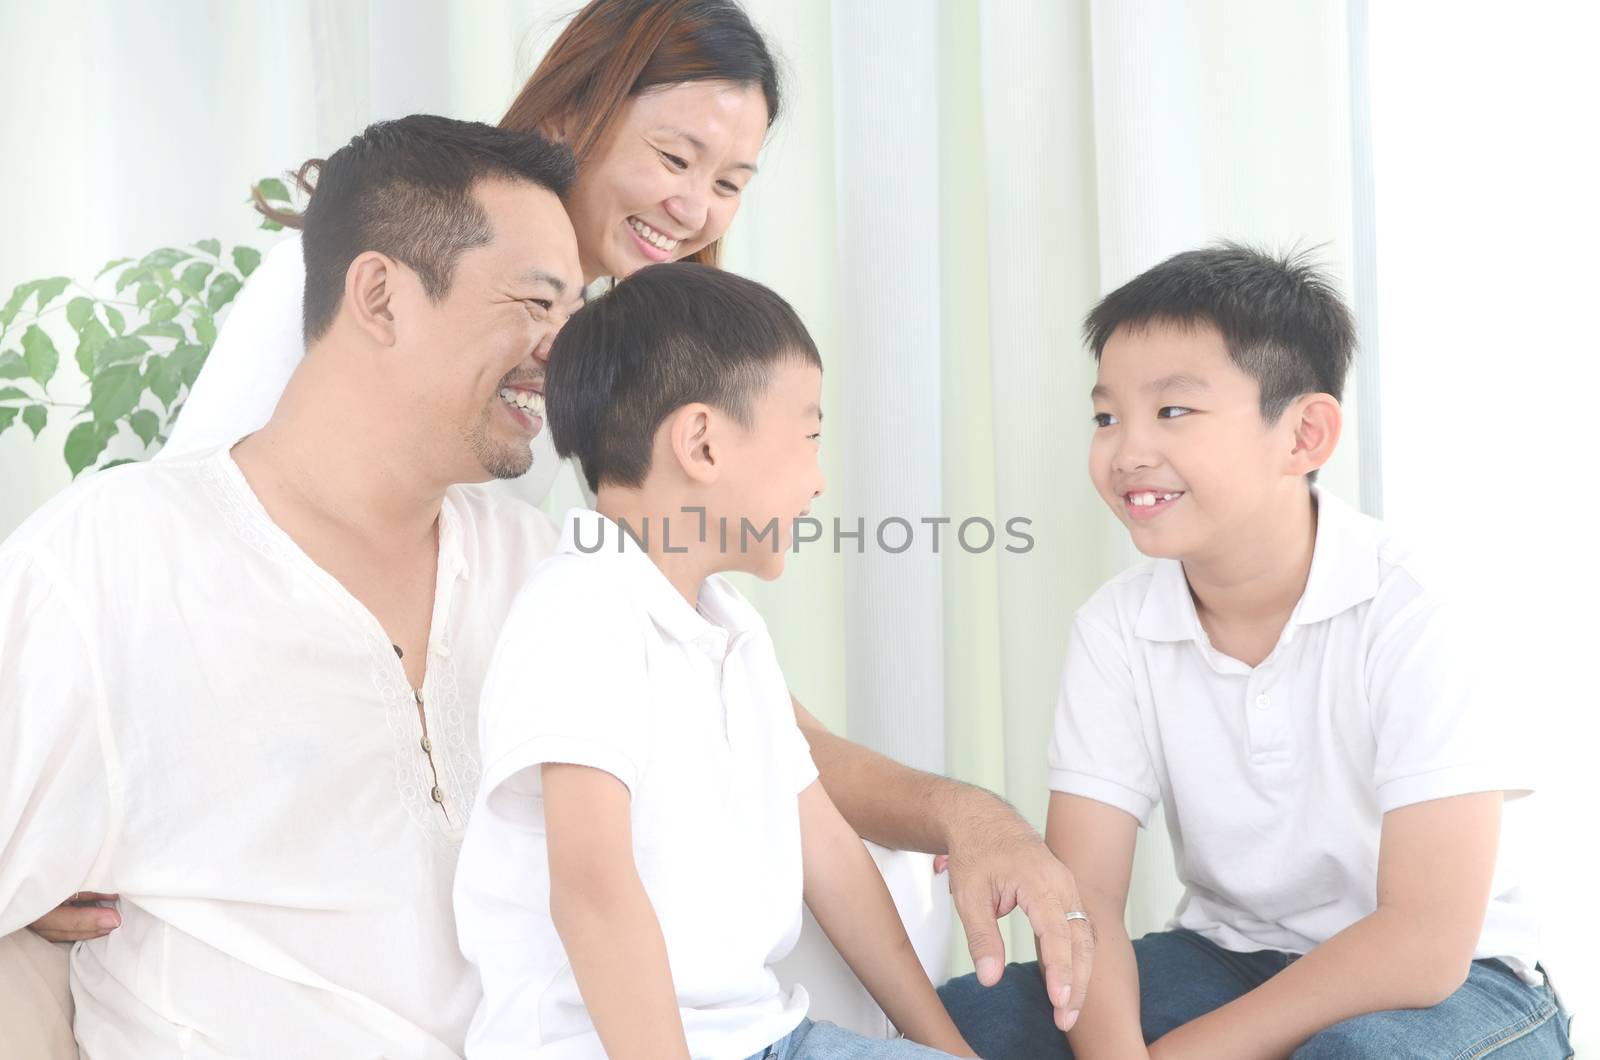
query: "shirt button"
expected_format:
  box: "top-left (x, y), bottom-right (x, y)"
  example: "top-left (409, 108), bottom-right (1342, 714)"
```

top-left (431, 786), bottom-right (445, 804)
top-left (421, 736), bottom-right (433, 754)
top-left (1255, 694), bottom-right (1271, 710)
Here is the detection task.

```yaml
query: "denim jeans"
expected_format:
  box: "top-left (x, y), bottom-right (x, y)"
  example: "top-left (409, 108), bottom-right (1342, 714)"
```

top-left (938, 929), bottom-right (1573, 1059)
top-left (743, 1017), bottom-right (961, 1060)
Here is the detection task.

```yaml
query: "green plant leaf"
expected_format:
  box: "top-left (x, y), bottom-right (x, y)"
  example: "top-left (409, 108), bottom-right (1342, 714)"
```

top-left (1, 281), bottom-right (38, 328)
top-left (64, 421), bottom-right (113, 477)
top-left (135, 321), bottom-right (186, 340)
top-left (169, 342), bottom-right (209, 387)
top-left (89, 363), bottom-right (142, 425)
top-left (33, 277), bottom-right (71, 313)
top-left (193, 310), bottom-right (216, 346)
top-left (146, 300), bottom-right (180, 325)
top-left (256, 177), bottom-right (291, 202)
top-left (95, 335), bottom-right (150, 370)
top-left (115, 266), bottom-right (148, 294)
top-left (95, 257), bottom-right (134, 280)
top-left (259, 217), bottom-right (284, 233)
top-left (206, 272), bottom-right (243, 313)
top-left (129, 408), bottom-right (159, 447)
top-left (176, 262), bottom-right (214, 296)
top-left (100, 458), bottom-right (137, 470)
top-left (0, 351), bottom-right (26, 379)
top-left (66, 296), bottom-right (96, 332)
top-left (140, 247), bottom-right (190, 270)
top-left (103, 305), bottom-right (125, 335)
top-left (21, 325), bottom-right (58, 388)
top-left (74, 318), bottom-right (110, 375)
top-left (194, 239), bottom-right (221, 258)
top-left (22, 404), bottom-right (46, 438)
top-left (0, 406), bottom-right (16, 436)
top-left (145, 354), bottom-right (181, 408)
top-left (232, 246), bottom-right (262, 278)
top-left (0, 385), bottom-right (29, 402)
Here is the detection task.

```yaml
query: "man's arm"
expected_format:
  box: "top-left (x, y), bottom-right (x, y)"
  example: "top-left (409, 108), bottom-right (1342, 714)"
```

top-left (798, 782), bottom-right (976, 1056)
top-left (1148, 792), bottom-right (1502, 1060)
top-left (1048, 792), bottom-right (1147, 1059)
top-left (543, 763), bottom-right (690, 1060)
top-left (792, 696), bottom-right (1092, 1029)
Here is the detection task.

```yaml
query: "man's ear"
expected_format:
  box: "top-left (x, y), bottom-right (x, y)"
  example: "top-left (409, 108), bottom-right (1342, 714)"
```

top-left (1285, 393), bottom-right (1343, 476)
top-left (666, 404), bottom-right (720, 485)
top-left (343, 251), bottom-right (399, 346)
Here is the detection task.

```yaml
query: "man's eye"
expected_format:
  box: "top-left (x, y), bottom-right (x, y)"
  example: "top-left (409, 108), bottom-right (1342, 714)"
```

top-left (524, 298), bottom-right (552, 312)
top-left (1092, 412), bottom-right (1118, 428)
top-left (1158, 406), bottom-right (1193, 419)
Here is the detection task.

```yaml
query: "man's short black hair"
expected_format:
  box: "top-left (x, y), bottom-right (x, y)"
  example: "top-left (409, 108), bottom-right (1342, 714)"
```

top-left (291, 114), bottom-right (576, 342)
top-left (1083, 242), bottom-right (1356, 422)
top-left (546, 263), bottom-right (821, 494)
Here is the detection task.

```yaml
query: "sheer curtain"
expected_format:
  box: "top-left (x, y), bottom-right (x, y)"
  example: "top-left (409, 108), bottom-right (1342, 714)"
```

top-left (34, 2), bottom-right (1593, 1010)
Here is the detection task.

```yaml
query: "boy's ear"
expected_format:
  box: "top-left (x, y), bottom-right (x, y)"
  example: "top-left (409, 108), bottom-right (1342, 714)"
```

top-left (667, 404), bottom-right (720, 485)
top-left (1285, 393), bottom-right (1342, 476)
top-left (344, 251), bottom-right (400, 347)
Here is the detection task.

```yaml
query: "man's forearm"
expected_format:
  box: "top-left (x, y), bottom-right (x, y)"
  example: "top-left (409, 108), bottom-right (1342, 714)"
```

top-left (794, 696), bottom-right (1018, 853)
top-left (1149, 909), bottom-right (1473, 1060)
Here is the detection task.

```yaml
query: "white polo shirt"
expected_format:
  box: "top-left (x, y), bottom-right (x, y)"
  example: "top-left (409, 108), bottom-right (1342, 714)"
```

top-left (455, 508), bottom-right (817, 1060)
top-left (1049, 488), bottom-right (1540, 975)
top-left (0, 447), bottom-right (560, 1057)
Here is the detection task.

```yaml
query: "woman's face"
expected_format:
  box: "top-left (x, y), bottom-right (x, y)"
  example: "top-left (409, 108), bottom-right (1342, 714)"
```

top-left (565, 79), bottom-right (769, 283)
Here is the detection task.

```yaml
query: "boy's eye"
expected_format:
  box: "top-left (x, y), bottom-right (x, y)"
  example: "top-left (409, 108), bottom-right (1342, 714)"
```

top-left (1158, 406), bottom-right (1193, 419)
top-left (807, 432), bottom-right (822, 442)
top-left (1092, 412), bottom-right (1118, 428)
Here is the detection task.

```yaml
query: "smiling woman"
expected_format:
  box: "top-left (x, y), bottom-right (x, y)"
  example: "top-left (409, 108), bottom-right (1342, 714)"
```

top-left (158, 0), bottom-right (783, 469)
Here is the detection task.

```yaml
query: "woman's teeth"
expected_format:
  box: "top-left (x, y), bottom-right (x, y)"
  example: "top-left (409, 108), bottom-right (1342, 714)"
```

top-left (499, 388), bottom-right (545, 416)
top-left (1127, 491), bottom-right (1183, 507)
top-left (628, 216), bottom-right (680, 252)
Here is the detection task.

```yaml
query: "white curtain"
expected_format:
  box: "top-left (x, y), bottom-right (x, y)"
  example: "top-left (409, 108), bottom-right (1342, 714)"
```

top-left (5, 3), bottom-right (1588, 1042)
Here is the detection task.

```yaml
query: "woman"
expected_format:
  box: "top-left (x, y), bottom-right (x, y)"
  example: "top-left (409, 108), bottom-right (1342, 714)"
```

top-left (36, 0), bottom-right (1093, 1039)
top-left (162, 0), bottom-right (777, 505)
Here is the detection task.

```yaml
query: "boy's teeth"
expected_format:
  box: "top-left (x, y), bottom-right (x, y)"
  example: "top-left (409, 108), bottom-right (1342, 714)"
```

top-left (1128, 491), bottom-right (1181, 507)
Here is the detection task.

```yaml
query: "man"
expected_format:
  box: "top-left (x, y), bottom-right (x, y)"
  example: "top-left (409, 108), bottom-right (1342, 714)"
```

top-left (5, 114), bottom-right (1090, 1055)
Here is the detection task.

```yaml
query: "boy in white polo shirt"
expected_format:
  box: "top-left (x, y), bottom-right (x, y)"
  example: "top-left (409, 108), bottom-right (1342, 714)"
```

top-left (940, 244), bottom-right (1572, 1058)
top-left (453, 263), bottom-right (975, 1060)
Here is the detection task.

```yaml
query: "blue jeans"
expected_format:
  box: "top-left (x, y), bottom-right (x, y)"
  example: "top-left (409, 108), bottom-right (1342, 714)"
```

top-left (744, 1017), bottom-right (960, 1060)
top-left (938, 929), bottom-right (1573, 1059)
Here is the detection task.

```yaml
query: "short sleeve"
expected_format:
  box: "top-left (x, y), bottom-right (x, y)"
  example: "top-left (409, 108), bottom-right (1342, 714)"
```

top-left (0, 550), bottom-right (112, 935)
top-left (1047, 615), bottom-right (1160, 826)
top-left (782, 715), bottom-right (819, 796)
top-left (1369, 592), bottom-right (1532, 813)
top-left (158, 235), bottom-right (307, 458)
top-left (476, 558), bottom-right (651, 828)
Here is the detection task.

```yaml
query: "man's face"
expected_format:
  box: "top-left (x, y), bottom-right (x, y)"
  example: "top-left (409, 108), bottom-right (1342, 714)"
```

top-left (1088, 320), bottom-right (1294, 564)
top-left (715, 358), bottom-right (825, 580)
top-left (403, 177), bottom-right (584, 483)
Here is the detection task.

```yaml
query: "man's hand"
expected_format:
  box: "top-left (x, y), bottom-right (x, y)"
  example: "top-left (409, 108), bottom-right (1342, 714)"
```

top-left (27, 892), bottom-right (120, 943)
top-left (943, 800), bottom-right (1094, 1033)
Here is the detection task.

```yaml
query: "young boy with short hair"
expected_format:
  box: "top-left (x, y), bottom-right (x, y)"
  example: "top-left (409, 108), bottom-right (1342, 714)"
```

top-left (940, 244), bottom-right (1571, 1058)
top-left (453, 263), bottom-right (975, 1060)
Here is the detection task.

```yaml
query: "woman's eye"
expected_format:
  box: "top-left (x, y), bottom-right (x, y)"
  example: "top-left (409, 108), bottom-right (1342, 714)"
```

top-left (716, 179), bottom-right (742, 195)
top-left (1158, 406), bottom-right (1193, 419)
top-left (659, 150), bottom-right (689, 171)
top-left (1092, 412), bottom-right (1118, 428)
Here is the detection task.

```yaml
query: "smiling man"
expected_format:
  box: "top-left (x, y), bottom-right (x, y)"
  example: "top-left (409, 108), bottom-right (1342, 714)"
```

top-left (0, 115), bottom-right (583, 1058)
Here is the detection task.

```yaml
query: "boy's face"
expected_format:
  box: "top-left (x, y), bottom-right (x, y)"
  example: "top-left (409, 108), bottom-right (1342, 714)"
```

top-left (1088, 320), bottom-right (1300, 563)
top-left (718, 357), bottom-right (826, 580)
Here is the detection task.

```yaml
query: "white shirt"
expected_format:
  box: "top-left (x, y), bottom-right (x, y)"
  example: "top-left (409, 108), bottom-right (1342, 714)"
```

top-left (455, 508), bottom-right (816, 1060)
top-left (1049, 488), bottom-right (1541, 975)
top-left (159, 234), bottom-right (569, 506)
top-left (0, 447), bottom-right (559, 1058)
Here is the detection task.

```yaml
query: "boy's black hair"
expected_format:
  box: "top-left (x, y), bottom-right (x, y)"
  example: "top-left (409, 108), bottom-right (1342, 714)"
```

top-left (1083, 242), bottom-right (1356, 422)
top-left (281, 114), bottom-right (576, 343)
top-left (546, 263), bottom-right (821, 494)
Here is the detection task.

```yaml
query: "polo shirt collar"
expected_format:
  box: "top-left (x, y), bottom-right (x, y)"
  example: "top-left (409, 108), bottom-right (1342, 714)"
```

top-left (1133, 486), bottom-right (1381, 644)
top-left (557, 507), bottom-right (763, 648)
